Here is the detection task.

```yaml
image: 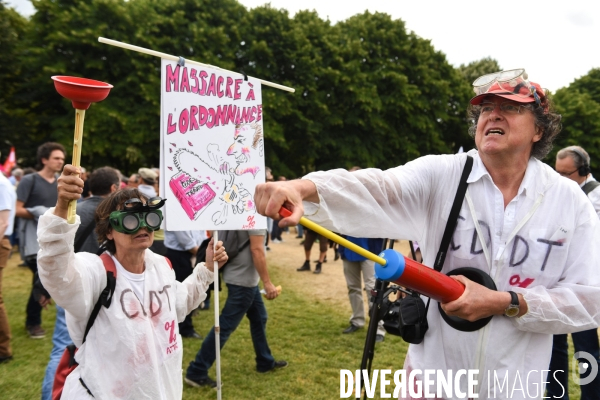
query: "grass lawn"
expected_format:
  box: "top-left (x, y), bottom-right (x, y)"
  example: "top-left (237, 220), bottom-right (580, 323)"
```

top-left (0, 243), bottom-right (584, 399)
top-left (0, 249), bottom-right (407, 399)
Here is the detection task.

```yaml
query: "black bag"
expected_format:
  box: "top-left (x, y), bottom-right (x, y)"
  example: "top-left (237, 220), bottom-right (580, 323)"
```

top-left (382, 291), bottom-right (429, 344)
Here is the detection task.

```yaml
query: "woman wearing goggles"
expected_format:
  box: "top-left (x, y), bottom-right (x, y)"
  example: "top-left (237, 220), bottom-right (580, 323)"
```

top-left (109, 197), bottom-right (165, 234)
top-left (35, 165), bottom-right (229, 399)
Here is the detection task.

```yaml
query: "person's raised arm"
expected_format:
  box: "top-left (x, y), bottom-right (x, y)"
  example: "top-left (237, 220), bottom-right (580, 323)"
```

top-left (54, 164), bottom-right (84, 220)
top-left (254, 179), bottom-right (318, 228)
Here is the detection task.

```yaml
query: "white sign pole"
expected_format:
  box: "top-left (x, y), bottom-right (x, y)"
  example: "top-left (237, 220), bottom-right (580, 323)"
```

top-left (213, 231), bottom-right (222, 399)
top-left (98, 37), bottom-right (295, 93)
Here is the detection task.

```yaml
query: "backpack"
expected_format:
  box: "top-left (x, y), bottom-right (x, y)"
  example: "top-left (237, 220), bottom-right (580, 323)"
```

top-left (51, 253), bottom-right (172, 400)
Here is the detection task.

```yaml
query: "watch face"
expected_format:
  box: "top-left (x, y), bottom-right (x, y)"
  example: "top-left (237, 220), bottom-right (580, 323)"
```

top-left (505, 306), bottom-right (519, 317)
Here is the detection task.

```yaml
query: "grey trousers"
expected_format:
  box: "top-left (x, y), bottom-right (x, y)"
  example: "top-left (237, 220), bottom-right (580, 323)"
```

top-left (343, 259), bottom-right (385, 336)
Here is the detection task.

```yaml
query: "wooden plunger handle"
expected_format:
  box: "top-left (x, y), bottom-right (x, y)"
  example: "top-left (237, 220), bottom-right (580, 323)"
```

top-left (67, 109), bottom-right (86, 224)
top-left (278, 207), bottom-right (387, 265)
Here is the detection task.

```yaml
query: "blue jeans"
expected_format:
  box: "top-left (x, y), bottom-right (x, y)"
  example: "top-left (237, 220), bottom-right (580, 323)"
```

top-left (186, 284), bottom-right (275, 379)
top-left (547, 329), bottom-right (600, 400)
top-left (41, 305), bottom-right (72, 400)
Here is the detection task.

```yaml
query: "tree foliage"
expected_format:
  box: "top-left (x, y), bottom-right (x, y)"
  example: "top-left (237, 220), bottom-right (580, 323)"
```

top-left (2, 0), bottom-right (481, 176)
top-left (0, 1), bottom-right (29, 161)
top-left (458, 57), bottom-right (501, 86)
top-left (549, 68), bottom-right (600, 174)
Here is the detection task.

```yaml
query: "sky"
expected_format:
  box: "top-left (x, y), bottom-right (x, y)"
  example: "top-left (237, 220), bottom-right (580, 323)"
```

top-left (5, 0), bottom-right (599, 93)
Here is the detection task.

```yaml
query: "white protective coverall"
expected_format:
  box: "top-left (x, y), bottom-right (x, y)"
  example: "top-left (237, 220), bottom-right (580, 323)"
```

top-left (37, 209), bottom-right (214, 399)
top-left (303, 150), bottom-right (600, 400)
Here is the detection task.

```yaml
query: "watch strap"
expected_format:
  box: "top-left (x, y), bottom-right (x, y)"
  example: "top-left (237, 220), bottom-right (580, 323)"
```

top-left (504, 291), bottom-right (520, 317)
top-left (508, 291), bottom-right (518, 307)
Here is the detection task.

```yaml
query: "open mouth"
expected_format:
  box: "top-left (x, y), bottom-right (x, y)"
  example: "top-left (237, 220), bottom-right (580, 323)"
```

top-left (134, 232), bottom-right (150, 240)
top-left (236, 154), bottom-right (248, 164)
top-left (485, 128), bottom-right (504, 136)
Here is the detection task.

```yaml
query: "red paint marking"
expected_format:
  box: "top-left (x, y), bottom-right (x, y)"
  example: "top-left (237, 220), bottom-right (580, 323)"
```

top-left (509, 274), bottom-right (534, 288)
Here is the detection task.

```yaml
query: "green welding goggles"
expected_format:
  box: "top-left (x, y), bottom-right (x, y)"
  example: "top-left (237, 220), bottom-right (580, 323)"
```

top-left (109, 197), bottom-right (166, 234)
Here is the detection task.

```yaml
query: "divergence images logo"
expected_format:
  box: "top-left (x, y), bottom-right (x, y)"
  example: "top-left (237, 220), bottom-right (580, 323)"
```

top-left (572, 351), bottom-right (599, 385)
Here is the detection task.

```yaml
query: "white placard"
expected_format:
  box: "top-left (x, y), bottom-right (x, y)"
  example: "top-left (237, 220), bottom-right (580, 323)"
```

top-left (160, 59), bottom-right (266, 231)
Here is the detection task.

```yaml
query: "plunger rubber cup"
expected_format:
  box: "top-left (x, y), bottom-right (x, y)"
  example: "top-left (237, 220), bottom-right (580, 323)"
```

top-left (51, 76), bottom-right (113, 110)
top-left (51, 76), bottom-right (113, 224)
top-left (438, 267), bottom-right (497, 332)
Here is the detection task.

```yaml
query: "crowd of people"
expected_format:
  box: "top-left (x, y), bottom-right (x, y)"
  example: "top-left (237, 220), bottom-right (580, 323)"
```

top-left (1, 67), bottom-right (600, 399)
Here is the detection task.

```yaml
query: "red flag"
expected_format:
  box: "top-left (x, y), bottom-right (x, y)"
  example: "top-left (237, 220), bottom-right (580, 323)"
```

top-left (2, 147), bottom-right (16, 176)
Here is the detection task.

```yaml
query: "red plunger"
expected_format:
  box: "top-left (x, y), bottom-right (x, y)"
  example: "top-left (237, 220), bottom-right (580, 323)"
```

top-left (52, 76), bottom-right (113, 224)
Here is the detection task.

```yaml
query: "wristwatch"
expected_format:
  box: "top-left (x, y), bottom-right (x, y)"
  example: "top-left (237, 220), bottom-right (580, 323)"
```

top-left (504, 291), bottom-right (520, 317)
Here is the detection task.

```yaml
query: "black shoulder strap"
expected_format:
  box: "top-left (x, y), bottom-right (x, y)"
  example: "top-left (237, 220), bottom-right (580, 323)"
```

top-left (82, 253), bottom-right (117, 344)
top-left (74, 217), bottom-right (96, 253)
top-left (433, 156), bottom-right (473, 272)
top-left (23, 173), bottom-right (37, 208)
top-left (582, 180), bottom-right (600, 196)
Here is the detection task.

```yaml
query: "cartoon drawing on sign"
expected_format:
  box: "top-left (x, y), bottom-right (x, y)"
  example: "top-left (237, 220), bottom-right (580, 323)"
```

top-left (169, 123), bottom-right (263, 224)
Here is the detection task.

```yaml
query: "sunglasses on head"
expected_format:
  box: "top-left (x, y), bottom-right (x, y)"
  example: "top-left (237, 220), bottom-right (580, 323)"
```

top-left (122, 197), bottom-right (165, 212)
top-left (473, 68), bottom-right (542, 106)
top-left (108, 197), bottom-right (166, 234)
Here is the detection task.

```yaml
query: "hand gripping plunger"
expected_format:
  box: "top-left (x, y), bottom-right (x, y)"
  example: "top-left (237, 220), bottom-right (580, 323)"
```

top-left (52, 76), bottom-right (113, 224)
top-left (278, 207), bottom-right (496, 332)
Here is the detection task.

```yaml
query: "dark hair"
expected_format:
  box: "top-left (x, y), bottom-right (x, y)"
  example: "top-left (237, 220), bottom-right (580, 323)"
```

top-left (95, 188), bottom-right (148, 255)
top-left (36, 142), bottom-right (66, 170)
top-left (467, 94), bottom-right (562, 160)
top-left (88, 167), bottom-right (120, 196)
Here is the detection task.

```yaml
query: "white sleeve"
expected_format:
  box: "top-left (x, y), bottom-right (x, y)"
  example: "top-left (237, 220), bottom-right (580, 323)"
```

top-left (173, 263), bottom-right (214, 323)
top-left (302, 154), bottom-right (463, 241)
top-left (514, 205), bottom-right (600, 333)
top-left (36, 209), bottom-right (106, 322)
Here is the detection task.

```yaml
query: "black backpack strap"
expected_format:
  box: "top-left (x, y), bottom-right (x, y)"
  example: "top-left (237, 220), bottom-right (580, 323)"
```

top-left (420, 156), bottom-right (473, 315)
top-left (82, 253), bottom-right (117, 344)
top-left (433, 156), bottom-right (473, 272)
top-left (74, 218), bottom-right (96, 253)
top-left (66, 344), bottom-right (78, 368)
top-left (582, 180), bottom-right (600, 196)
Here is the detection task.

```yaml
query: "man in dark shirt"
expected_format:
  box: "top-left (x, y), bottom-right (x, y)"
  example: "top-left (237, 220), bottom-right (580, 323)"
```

top-left (185, 229), bottom-right (286, 388)
top-left (16, 142), bottom-right (65, 339)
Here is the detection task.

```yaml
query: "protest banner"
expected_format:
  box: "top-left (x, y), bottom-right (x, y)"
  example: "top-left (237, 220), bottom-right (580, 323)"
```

top-left (160, 59), bottom-right (267, 231)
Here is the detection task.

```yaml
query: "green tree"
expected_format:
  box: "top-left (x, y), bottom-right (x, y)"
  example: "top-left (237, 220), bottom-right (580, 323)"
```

top-left (550, 72), bottom-right (600, 173)
top-left (0, 1), bottom-right (28, 165)
top-left (458, 57), bottom-right (501, 85)
top-left (10, 0), bottom-right (246, 173)
top-left (236, 6), bottom-right (342, 177)
top-left (321, 12), bottom-right (472, 171)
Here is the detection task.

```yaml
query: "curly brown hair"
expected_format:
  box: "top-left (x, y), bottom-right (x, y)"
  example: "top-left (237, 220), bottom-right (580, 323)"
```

top-left (467, 94), bottom-right (562, 160)
top-left (95, 188), bottom-right (148, 254)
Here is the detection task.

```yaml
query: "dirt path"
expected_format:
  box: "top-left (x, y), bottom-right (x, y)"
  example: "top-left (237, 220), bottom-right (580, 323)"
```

top-left (265, 229), bottom-right (410, 313)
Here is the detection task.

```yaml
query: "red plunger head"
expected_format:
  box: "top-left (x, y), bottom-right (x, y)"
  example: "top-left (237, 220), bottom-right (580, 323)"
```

top-left (51, 76), bottom-right (113, 110)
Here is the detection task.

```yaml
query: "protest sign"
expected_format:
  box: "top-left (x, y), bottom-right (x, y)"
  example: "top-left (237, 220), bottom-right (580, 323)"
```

top-left (160, 59), bottom-right (266, 230)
